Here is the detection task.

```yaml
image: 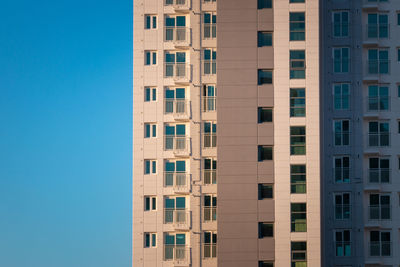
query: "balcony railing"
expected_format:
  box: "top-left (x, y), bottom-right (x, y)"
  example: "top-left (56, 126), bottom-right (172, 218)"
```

top-left (368, 133), bottom-right (390, 147)
top-left (164, 27), bottom-right (191, 44)
top-left (164, 0), bottom-right (191, 10)
top-left (202, 60), bottom-right (216, 75)
top-left (334, 131), bottom-right (350, 146)
top-left (368, 205), bottom-right (391, 220)
top-left (366, 24), bottom-right (389, 39)
top-left (203, 244), bottom-right (217, 258)
top-left (368, 168), bottom-right (390, 183)
top-left (164, 209), bottom-right (191, 229)
top-left (203, 133), bottom-right (216, 148)
top-left (369, 241), bottom-right (391, 257)
top-left (164, 63), bottom-right (191, 81)
top-left (366, 96), bottom-right (390, 111)
top-left (334, 167), bottom-right (350, 183)
top-left (203, 96), bottom-right (216, 112)
top-left (164, 245), bottom-right (191, 264)
top-left (203, 169), bottom-right (216, 185)
top-left (366, 60), bottom-right (390, 75)
top-left (164, 99), bottom-right (190, 119)
top-left (203, 24), bottom-right (216, 39)
top-left (203, 207), bottom-right (217, 221)
top-left (164, 136), bottom-right (191, 155)
top-left (164, 172), bottom-right (190, 193)
top-left (335, 204), bottom-right (351, 220)
top-left (335, 241), bottom-right (351, 256)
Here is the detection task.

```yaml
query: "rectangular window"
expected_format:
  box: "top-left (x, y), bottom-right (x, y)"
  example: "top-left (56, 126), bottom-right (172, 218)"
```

top-left (203, 158), bottom-right (217, 185)
top-left (258, 32), bottom-right (273, 47)
top-left (398, 13), bottom-right (400, 26)
top-left (335, 230), bottom-right (351, 256)
top-left (144, 233), bottom-right (157, 248)
top-left (258, 107), bottom-right (273, 123)
top-left (144, 196), bottom-right (156, 211)
top-left (164, 124), bottom-right (187, 151)
top-left (333, 11), bottom-right (349, 37)
top-left (203, 121), bottom-right (217, 148)
top-left (290, 126), bottom-right (306, 155)
top-left (145, 87), bottom-right (157, 102)
top-left (368, 85), bottom-right (389, 111)
top-left (164, 233), bottom-right (186, 260)
top-left (290, 88), bottom-right (305, 117)
top-left (333, 47), bottom-right (349, 73)
top-left (144, 160), bottom-right (157, 174)
top-left (258, 0), bottom-right (272, 9)
top-left (291, 165), bottom-right (306, 193)
top-left (334, 120), bottom-right (350, 146)
top-left (204, 195), bottom-right (217, 221)
top-left (164, 87), bottom-right (187, 115)
top-left (145, 15), bottom-right (157, 29)
top-left (368, 121), bottom-right (389, 147)
top-left (291, 203), bottom-right (307, 232)
top-left (368, 49), bottom-right (389, 74)
top-left (290, 0), bottom-right (305, 2)
top-left (144, 123), bottom-right (157, 138)
top-left (204, 232), bottom-right (217, 258)
top-left (165, 15), bottom-right (187, 42)
top-left (145, 51), bottom-right (157, 65)
top-left (165, 51), bottom-right (187, 78)
top-left (369, 231), bottom-right (391, 257)
top-left (333, 83), bottom-right (350, 110)
top-left (368, 157), bottom-right (390, 183)
top-left (369, 194), bottom-right (391, 220)
top-left (291, 242), bottom-right (307, 266)
top-left (164, 160), bottom-right (187, 188)
top-left (290, 12), bottom-right (305, 41)
top-left (258, 222), bottom-right (273, 238)
top-left (203, 48), bottom-right (216, 75)
top-left (334, 193), bottom-right (350, 220)
top-left (334, 156), bottom-right (350, 183)
top-left (203, 84), bottom-right (216, 112)
top-left (258, 146), bottom-right (273, 161)
top-left (258, 69), bottom-right (273, 85)
top-left (259, 262), bottom-right (274, 267)
top-left (398, 48), bottom-right (400, 62)
top-left (203, 12), bottom-right (216, 39)
top-left (398, 85), bottom-right (400, 97)
top-left (290, 50), bottom-right (306, 79)
top-left (367, 14), bottom-right (388, 39)
top-left (164, 197), bottom-right (187, 225)
top-left (258, 184), bottom-right (273, 199)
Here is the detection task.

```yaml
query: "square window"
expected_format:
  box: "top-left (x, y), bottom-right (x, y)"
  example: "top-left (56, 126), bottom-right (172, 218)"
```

top-left (258, 107), bottom-right (273, 123)
top-left (258, 0), bottom-right (272, 9)
top-left (290, 88), bottom-right (305, 116)
top-left (290, 50), bottom-right (305, 79)
top-left (258, 32), bottom-right (273, 47)
top-left (258, 146), bottom-right (273, 161)
top-left (258, 184), bottom-right (273, 199)
top-left (258, 69), bottom-right (273, 85)
top-left (258, 222), bottom-right (274, 238)
top-left (290, 12), bottom-right (305, 41)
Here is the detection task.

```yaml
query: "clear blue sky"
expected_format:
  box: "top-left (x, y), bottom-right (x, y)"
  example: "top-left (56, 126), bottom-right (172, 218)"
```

top-left (0, 1), bottom-right (132, 266)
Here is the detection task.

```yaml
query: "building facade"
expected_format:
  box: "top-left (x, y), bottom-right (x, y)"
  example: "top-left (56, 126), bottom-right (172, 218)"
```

top-left (133, 0), bottom-right (400, 266)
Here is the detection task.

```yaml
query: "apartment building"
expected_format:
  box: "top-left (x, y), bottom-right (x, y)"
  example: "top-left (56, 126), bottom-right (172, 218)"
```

top-left (133, 0), bottom-right (400, 266)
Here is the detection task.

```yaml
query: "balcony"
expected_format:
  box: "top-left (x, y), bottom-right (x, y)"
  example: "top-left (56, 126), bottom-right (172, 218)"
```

top-left (203, 169), bottom-right (216, 185)
top-left (164, 99), bottom-right (191, 120)
top-left (203, 207), bottom-right (217, 222)
top-left (164, 136), bottom-right (191, 156)
top-left (203, 244), bottom-right (217, 259)
top-left (164, 63), bottom-right (191, 83)
top-left (368, 133), bottom-right (390, 147)
top-left (164, 172), bottom-right (191, 193)
top-left (363, 0), bottom-right (389, 10)
top-left (369, 241), bottom-right (391, 257)
top-left (203, 133), bottom-right (216, 148)
top-left (368, 168), bottom-right (390, 184)
top-left (203, 96), bottom-right (216, 112)
top-left (364, 24), bottom-right (389, 44)
top-left (334, 167), bottom-right (350, 183)
top-left (203, 24), bottom-right (216, 40)
top-left (365, 60), bottom-right (390, 79)
top-left (202, 60), bottom-right (216, 76)
top-left (368, 205), bottom-right (391, 220)
top-left (364, 96), bottom-right (390, 118)
top-left (335, 241), bottom-right (351, 257)
top-left (164, 245), bottom-right (191, 266)
top-left (164, 27), bottom-right (191, 47)
top-left (164, 209), bottom-right (191, 230)
top-left (335, 204), bottom-right (351, 220)
top-left (164, 0), bottom-right (191, 12)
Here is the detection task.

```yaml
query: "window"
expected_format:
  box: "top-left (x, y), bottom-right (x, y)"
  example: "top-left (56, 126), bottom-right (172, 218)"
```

top-left (144, 233), bottom-right (157, 248)
top-left (368, 85), bottom-right (389, 111)
top-left (258, 107), bottom-right (273, 123)
top-left (332, 11), bottom-right (349, 37)
top-left (164, 233), bottom-right (187, 260)
top-left (398, 120), bottom-right (400, 133)
top-left (145, 87), bottom-right (157, 102)
top-left (144, 123), bottom-right (157, 138)
top-left (145, 196), bottom-right (157, 211)
top-left (369, 194), bottom-right (390, 220)
top-left (398, 48), bottom-right (400, 62)
top-left (291, 242), bottom-right (307, 267)
top-left (204, 0), bottom-right (216, 2)
top-left (290, 88), bottom-right (305, 117)
top-left (164, 160), bottom-right (187, 188)
top-left (258, 222), bottom-right (273, 238)
top-left (258, 69), bottom-right (273, 85)
top-left (290, 12), bottom-right (305, 41)
top-left (204, 232), bottom-right (217, 258)
top-left (398, 84), bottom-right (400, 97)
top-left (333, 83), bottom-right (350, 110)
top-left (204, 195), bottom-right (217, 221)
top-left (203, 13), bottom-right (216, 39)
top-left (291, 165), bottom-right (306, 193)
top-left (291, 203), bottom-right (306, 232)
top-left (290, 126), bottom-right (306, 155)
top-left (369, 158), bottom-right (390, 183)
top-left (203, 85), bottom-right (216, 112)
top-left (165, 87), bottom-right (186, 115)
top-left (334, 156), bottom-right (350, 183)
top-left (335, 230), bottom-right (351, 256)
top-left (258, 146), bottom-right (273, 161)
top-left (290, 0), bottom-right (305, 2)
top-left (165, 15), bottom-right (187, 42)
top-left (258, 0), bottom-right (272, 9)
top-left (333, 47), bottom-right (349, 73)
top-left (334, 193), bottom-right (350, 220)
top-left (367, 14), bottom-right (388, 39)
top-left (258, 184), bottom-right (273, 199)
top-left (164, 124), bottom-right (187, 150)
top-left (334, 120), bottom-right (350, 146)
top-left (368, 121), bottom-right (389, 147)
top-left (203, 48), bottom-right (216, 75)
top-left (203, 121), bottom-right (216, 148)
top-left (258, 32), bottom-right (273, 47)
top-left (290, 50), bottom-right (305, 79)
top-left (398, 13), bottom-right (400, 26)
top-left (145, 51), bottom-right (157, 65)
top-left (204, 158), bottom-right (217, 184)
top-left (369, 231), bottom-right (391, 257)
top-left (164, 196), bottom-right (186, 224)
top-left (144, 160), bottom-right (157, 174)
top-left (368, 49), bottom-right (389, 74)
top-left (145, 15), bottom-right (157, 29)
top-left (259, 262), bottom-right (274, 267)
top-left (165, 51), bottom-right (187, 78)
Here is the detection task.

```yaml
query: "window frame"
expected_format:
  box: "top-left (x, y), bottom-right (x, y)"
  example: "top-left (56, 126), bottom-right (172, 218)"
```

top-left (291, 203), bottom-right (307, 232)
top-left (290, 126), bottom-right (306, 155)
top-left (290, 88), bottom-right (306, 117)
top-left (332, 10), bottom-right (349, 38)
top-left (333, 47), bottom-right (350, 73)
top-left (145, 51), bottom-right (157, 66)
top-left (290, 12), bottom-right (306, 41)
top-left (290, 50), bottom-right (306, 79)
top-left (145, 14), bottom-right (157, 29)
top-left (333, 83), bottom-right (350, 110)
top-left (334, 230), bottom-right (351, 257)
top-left (144, 196), bottom-right (157, 211)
